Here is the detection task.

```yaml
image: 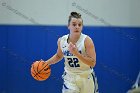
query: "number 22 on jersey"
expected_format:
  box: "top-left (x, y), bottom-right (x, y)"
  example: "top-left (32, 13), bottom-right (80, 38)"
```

top-left (67, 58), bottom-right (80, 67)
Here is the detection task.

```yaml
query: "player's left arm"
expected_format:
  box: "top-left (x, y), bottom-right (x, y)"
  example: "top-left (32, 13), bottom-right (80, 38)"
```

top-left (84, 36), bottom-right (96, 67)
top-left (69, 36), bottom-right (96, 67)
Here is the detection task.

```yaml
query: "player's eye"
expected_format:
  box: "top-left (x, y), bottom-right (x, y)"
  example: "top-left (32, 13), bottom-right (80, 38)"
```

top-left (73, 24), bottom-right (76, 26)
top-left (78, 24), bottom-right (82, 27)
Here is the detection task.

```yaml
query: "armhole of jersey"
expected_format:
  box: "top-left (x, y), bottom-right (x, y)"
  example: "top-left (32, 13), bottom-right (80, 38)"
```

top-left (84, 35), bottom-right (87, 52)
top-left (59, 34), bottom-right (68, 50)
top-left (59, 37), bottom-right (62, 50)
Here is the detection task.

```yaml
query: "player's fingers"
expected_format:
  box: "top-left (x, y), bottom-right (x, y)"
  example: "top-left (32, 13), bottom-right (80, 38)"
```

top-left (69, 42), bottom-right (75, 48)
top-left (40, 59), bottom-right (44, 62)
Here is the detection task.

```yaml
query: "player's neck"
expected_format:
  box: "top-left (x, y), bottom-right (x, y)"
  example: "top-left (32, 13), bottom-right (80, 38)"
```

top-left (68, 34), bottom-right (81, 44)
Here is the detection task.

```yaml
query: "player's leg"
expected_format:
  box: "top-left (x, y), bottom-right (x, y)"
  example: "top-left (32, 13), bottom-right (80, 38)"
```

top-left (81, 72), bottom-right (99, 93)
top-left (80, 74), bottom-right (94, 93)
top-left (62, 72), bottom-right (80, 93)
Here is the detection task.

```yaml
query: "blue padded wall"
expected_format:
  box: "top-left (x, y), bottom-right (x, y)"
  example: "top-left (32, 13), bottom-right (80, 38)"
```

top-left (0, 25), bottom-right (140, 93)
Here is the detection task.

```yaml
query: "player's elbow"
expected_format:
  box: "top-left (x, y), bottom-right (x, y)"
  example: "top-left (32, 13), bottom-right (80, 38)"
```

top-left (90, 61), bottom-right (96, 67)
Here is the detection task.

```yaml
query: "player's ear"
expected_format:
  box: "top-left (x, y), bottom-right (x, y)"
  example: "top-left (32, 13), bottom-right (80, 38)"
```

top-left (67, 24), bottom-right (70, 30)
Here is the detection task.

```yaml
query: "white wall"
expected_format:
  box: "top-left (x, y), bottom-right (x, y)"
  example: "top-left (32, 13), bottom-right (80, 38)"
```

top-left (0, 0), bottom-right (140, 26)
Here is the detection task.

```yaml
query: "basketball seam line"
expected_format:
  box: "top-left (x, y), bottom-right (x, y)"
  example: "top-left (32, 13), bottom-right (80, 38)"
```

top-left (33, 65), bottom-right (47, 80)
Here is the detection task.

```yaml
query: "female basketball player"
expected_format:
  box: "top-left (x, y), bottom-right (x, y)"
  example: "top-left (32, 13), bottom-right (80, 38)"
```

top-left (45, 12), bottom-right (99, 93)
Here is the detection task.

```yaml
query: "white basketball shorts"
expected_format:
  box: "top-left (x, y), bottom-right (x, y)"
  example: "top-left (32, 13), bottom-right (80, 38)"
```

top-left (62, 71), bottom-right (99, 93)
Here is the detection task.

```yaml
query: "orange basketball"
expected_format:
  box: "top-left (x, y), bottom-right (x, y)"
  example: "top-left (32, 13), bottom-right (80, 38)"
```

top-left (31, 60), bottom-right (51, 81)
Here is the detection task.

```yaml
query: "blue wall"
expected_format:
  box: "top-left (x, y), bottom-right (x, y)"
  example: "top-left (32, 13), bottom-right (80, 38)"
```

top-left (0, 25), bottom-right (140, 93)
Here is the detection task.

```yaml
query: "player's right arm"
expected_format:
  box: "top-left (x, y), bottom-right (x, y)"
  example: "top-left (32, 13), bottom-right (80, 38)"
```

top-left (45, 38), bottom-right (64, 65)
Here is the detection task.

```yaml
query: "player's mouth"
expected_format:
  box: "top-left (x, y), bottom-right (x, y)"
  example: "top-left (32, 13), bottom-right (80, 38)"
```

top-left (74, 30), bottom-right (79, 32)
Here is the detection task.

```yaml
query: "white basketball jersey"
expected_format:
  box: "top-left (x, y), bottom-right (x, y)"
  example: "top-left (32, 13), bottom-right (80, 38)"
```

top-left (60, 33), bottom-right (93, 73)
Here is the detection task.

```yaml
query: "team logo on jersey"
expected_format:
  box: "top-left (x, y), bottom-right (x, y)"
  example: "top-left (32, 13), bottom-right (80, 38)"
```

top-left (63, 50), bottom-right (82, 56)
top-left (62, 45), bottom-right (67, 48)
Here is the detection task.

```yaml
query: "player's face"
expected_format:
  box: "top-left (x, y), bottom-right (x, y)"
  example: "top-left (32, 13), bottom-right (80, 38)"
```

top-left (68, 18), bottom-right (83, 35)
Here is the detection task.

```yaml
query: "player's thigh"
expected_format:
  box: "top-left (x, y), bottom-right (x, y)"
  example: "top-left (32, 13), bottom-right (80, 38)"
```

top-left (62, 73), bottom-right (80, 93)
top-left (81, 75), bottom-right (95, 93)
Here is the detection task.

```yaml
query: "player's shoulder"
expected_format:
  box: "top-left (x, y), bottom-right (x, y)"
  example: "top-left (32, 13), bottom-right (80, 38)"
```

top-left (59, 34), bottom-right (69, 41)
top-left (57, 34), bottom-right (69, 44)
top-left (86, 35), bottom-right (92, 40)
top-left (81, 33), bottom-right (92, 40)
top-left (61, 34), bottom-right (69, 38)
top-left (85, 35), bottom-right (94, 46)
top-left (81, 34), bottom-right (93, 44)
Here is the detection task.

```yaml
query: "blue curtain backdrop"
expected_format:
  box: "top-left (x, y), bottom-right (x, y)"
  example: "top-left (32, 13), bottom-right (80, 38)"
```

top-left (0, 25), bottom-right (140, 93)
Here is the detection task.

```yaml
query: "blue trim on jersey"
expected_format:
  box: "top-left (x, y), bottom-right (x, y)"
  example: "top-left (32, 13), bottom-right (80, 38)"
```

top-left (63, 50), bottom-right (82, 56)
top-left (90, 67), bottom-right (93, 69)
top-left (91, 73), bottom-right (99, 93)
top-left (91, 73), bottom-right (96, 93)
top-left (63, 84), bottom-right (69, 89)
